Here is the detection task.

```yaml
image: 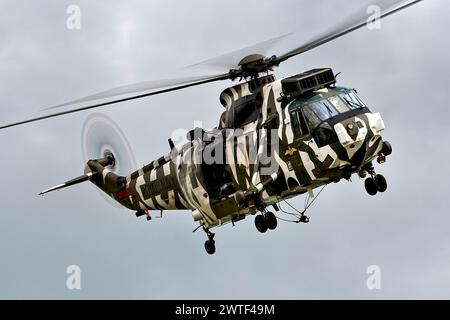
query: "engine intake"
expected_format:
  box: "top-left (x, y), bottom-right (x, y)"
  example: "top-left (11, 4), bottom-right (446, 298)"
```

top-left (281, 68), bottom-right (336, 99)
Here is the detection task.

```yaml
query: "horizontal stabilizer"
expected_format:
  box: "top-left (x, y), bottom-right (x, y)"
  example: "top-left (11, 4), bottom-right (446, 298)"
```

top-left (39, 172), bottom-right (96, 196)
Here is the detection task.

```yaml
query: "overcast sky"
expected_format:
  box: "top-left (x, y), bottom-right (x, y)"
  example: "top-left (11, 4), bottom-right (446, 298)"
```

top-left (0, 0), bottom-right (449, 299)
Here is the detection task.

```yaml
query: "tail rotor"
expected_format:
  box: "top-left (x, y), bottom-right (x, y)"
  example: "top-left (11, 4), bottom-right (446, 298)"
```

top-left (81, 113), bottom-right (137, 208)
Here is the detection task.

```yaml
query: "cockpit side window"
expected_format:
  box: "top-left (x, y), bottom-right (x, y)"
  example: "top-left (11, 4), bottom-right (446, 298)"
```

top-left (302, 105), bottom-right (321, 129)
top-left (290, 109), bottom-right (309, 138)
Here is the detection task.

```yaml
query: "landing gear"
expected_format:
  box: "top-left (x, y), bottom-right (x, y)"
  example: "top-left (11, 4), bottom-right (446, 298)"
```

top-left (365, 177), bottom-right (378, 196)
top-left (203, 228), bottom-right (216, 255)
top-left (365, 174), bottom-right (388, 195)
top-left (204, 239), bottom-right (216, 255)
top-left (360, 140), bottom-right (392, 195)
top-left (374, 174), bottom-right (387, 192)
top-left (363, 163), bottom-right (388, 196)
top-left (265, 211), bottom-right (277, 230)
top-left (255, 214), bottom-right (268, 233)
top-left (255, 211), bottom-right (278, 233)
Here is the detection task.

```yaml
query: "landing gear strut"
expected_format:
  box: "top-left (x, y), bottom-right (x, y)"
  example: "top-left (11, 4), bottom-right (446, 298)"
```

top-left (254, 211), bottom-right (278, 233)
top-left (362, 163), bottom-right (388, 196)
top-left (203, 228), bottom-right (216, 255)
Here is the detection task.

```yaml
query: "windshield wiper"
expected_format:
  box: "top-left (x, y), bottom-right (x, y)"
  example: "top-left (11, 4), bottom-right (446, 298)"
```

top-left (322, 102), bottom-right (335, 118)
top-left (343, 96), bottom-right (362, 109)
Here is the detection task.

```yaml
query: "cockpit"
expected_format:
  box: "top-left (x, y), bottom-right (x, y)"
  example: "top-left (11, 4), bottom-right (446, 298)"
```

top-left (289, 87), bottom-right (369, 147)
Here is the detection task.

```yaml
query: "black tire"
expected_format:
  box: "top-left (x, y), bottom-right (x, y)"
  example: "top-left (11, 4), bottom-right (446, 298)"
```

top-left (265, 211), bottom-right (278, 230)
top-left (375, 174), bottom-right (388, 193)
top-left (204, 240), bottom-right (216, 255)
top-left (365, 178), bottom-right (378, 196)
top-left (255, 215), bottom-right (268, 233)
top-left (382, 141), bottom-right (393, 156)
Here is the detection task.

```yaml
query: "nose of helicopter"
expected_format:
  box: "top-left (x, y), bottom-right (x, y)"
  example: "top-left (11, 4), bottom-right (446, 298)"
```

top-left (333, 112), bottom-right (385, 167)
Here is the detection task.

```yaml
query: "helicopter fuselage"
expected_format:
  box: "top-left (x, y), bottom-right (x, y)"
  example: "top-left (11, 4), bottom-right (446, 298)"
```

top-left (86, 69), bottom-right (390, 229)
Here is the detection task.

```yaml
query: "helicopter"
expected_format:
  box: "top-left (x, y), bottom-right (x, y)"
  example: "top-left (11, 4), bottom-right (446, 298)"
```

top-left (0, 0), bottom-right (423, 254)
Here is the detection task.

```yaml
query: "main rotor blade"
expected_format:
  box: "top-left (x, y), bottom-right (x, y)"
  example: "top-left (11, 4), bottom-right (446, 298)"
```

top-left (277, 0), bottom-right (424, 63)
top-left (187, 33), bottom-right (293, 70)
top-left (0, 73), bottom-right (229, 130)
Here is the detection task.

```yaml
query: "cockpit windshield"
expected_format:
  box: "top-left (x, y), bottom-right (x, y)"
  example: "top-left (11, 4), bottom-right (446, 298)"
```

top-left (302, 96), bottom-right (348, 128)
top-left (302, 100), bottom-right (337, 128)
top-left (328, 96), bottom-right (350, 113)
top-left (339, 90), bottom-right (365, 110)
top-left (290, 88), bottom-right (366, 130)
top-left (289, 88), bottom-right (368, 146)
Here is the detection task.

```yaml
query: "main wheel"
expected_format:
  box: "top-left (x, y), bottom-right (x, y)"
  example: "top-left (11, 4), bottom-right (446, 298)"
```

top-left (204, 240), bottom-right (216, 255)
top-left (365, 178), bottom-right (378, 196)
top-left (265, 211), bottom-right (278, 230)
top-left (255, 215), bottom-right (268, 233)
top-left (375, 174), bottom-right (387, 193)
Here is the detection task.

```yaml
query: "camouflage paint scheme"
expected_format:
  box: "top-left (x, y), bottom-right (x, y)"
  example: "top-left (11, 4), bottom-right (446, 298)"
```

top-left (85, 73), bottom-right (386, 229)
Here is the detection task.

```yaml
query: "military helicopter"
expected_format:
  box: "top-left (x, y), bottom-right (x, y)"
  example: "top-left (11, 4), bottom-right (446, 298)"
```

top-left (0, 0), bottom-right (423, 254)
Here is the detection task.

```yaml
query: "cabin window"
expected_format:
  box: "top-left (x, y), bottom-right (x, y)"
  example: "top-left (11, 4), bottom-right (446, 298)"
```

top-left (226, 93), bottom-right (262, 128)
top-left (234, 102), bottom-right (259, 127)
top-left (201, 162), bottom-right (235, 200)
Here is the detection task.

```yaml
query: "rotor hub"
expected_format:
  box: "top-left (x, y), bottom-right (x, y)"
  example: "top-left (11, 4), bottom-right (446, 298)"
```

top-left (230, 54), bottom-right (279, 80)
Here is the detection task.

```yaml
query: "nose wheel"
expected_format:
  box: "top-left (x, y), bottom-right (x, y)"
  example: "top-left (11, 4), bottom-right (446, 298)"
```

top-left (362, 164), bottom-right (388, 196)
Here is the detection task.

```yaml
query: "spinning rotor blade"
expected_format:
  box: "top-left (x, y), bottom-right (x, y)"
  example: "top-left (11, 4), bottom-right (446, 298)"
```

top-left (0, 0), bottom-right (424, 131)
top-left (186, 0), bottom-right (423, 78)
top-left (0, 72), bottom-right (229, 130)
top-left (45, 74), bottom-right (229, 111)
top-left (187, 32), bottom-right (293, 70)
top-left (82, 113), bottom-right (136, 209)
top-left (276, 0), bottom-right (424, 63)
